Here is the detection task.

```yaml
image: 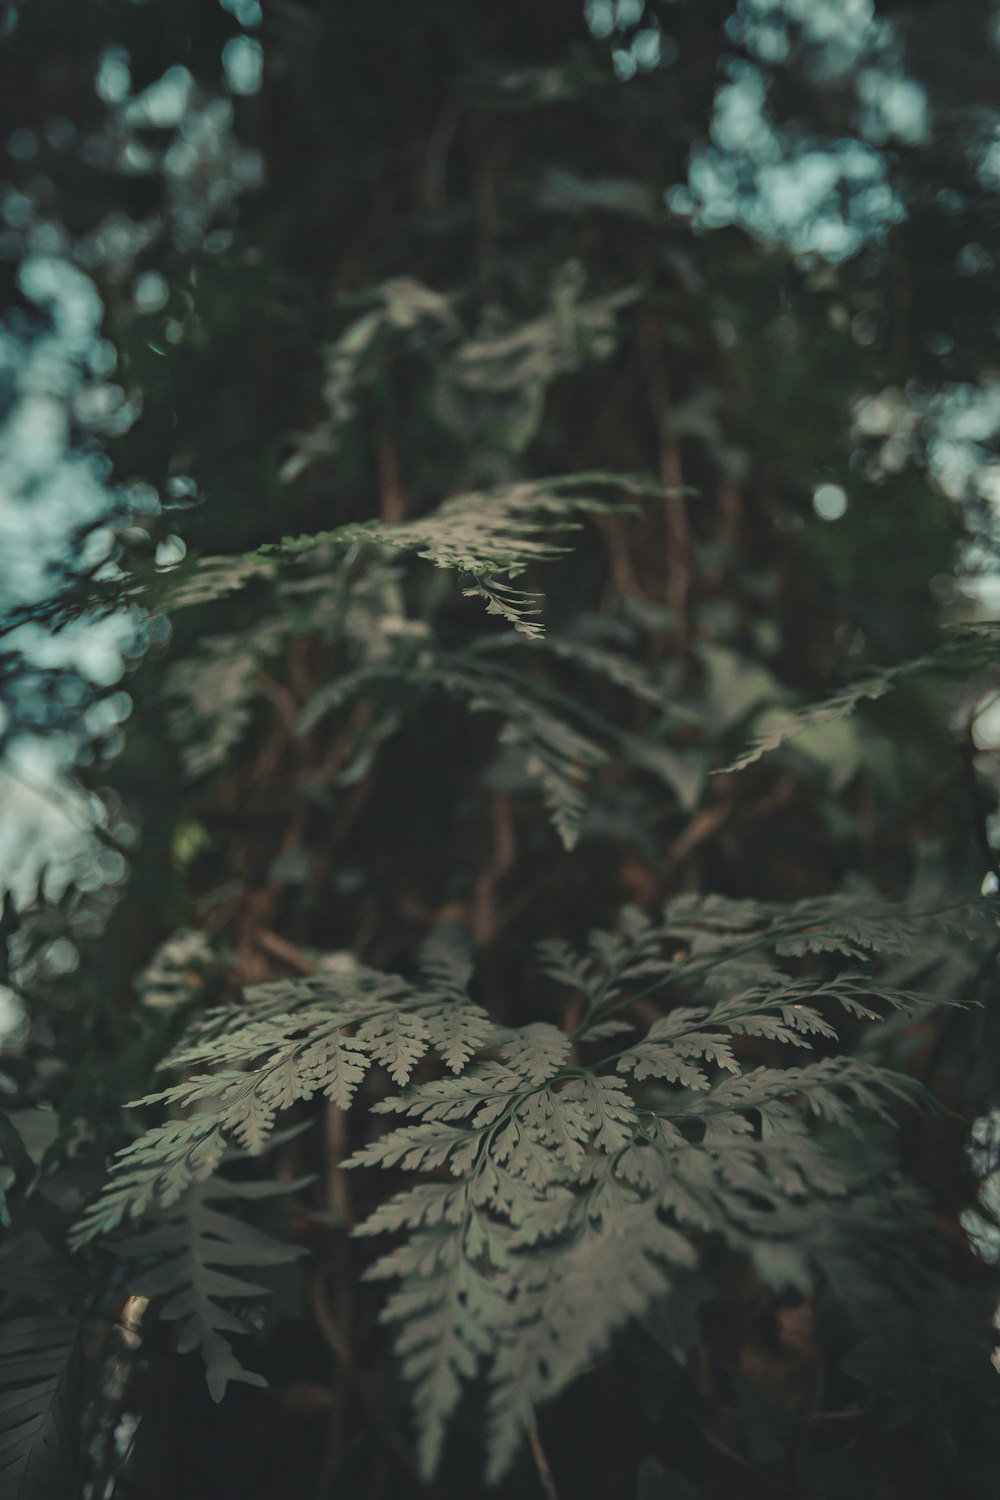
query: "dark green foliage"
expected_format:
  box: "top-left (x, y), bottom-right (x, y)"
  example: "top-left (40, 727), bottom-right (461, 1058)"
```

top-left (111, 1172), bottom-right (309, 1401)
top-left (68, 894), bottom-right (971, 1480)
top-left (0, 1317), bottom-right (80, 1500)
top-left (2, 1), bottom-right (1000, 1497)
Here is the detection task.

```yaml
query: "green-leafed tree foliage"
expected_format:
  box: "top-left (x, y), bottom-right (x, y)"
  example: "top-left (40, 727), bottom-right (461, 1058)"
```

top-left (2, 2), bottom-right (1000, 1498)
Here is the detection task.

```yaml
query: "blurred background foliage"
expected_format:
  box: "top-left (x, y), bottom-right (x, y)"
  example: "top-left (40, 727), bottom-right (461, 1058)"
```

top-left (3, 0), bottom-right (1000, 1496)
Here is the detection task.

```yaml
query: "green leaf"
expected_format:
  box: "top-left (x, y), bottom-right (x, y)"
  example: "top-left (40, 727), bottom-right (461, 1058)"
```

top-left (842, 1310), bottom-right (1000, 1480)
top-left (72, 963), bottom-right (497, 1237)
top-left (115, 1172), bottom-right (307, 1402)
top-left (0, 1316), bottom-right (80, 1500)
top-left (155, 473), bottom-right (659, 637)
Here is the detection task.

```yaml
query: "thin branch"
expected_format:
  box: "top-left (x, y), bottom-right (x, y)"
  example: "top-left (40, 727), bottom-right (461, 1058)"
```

top-left (666, 794), bottom-right (735, 869)
top-left (256, 928), bottom-right (317, 974)
top-left (529, 1421), bottom-right (560, 1500)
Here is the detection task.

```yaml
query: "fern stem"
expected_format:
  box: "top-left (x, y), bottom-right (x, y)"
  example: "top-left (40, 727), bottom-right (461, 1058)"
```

top-left (529, 1421), bottom-right (560, 1500)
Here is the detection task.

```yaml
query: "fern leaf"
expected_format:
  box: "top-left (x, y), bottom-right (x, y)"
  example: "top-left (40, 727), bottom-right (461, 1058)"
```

top-left (433, 659), bottom-right (607, 848)
top-left (0, 1316), bottom-right (80, 1500)
top-left (718, 627), bottom-right (1000, 775)
top-left (354, 1010), bottom-right (432, 1085)
top-left (164, 619), bottom-right (285, 779)
top-left (677, 1056), bottom-right (922, 1130)
top-left (561, 1075), bottom-right (638, 1151)
top-left (82, 893), bottom-right (959, 1478)
top-left (499, 1024), bottom-right (571, 1085)
top-left (715, 669), bottom-right (905, 775)
top-left (485, 1200), bottom-right (695, 1482)
top-left (374, 1246), bottom-right (508, 1479)
top-left (114, 1172), bottom-right (305, 1402)
top-left (155, 474), bottom-right (650, 635)
top-left (347, 924), bottom-right (932, 1480)
top-left (74, 960), bottom-right (501, 1239)
top-left (71, 1116), bottom-right (228, 1244)
top-left (153, 552), bottom-right (275, 612)
top-left (421, 1006), bottom-right (497, 1073)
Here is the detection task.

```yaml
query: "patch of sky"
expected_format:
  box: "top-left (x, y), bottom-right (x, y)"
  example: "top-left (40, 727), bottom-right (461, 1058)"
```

top-left (77, 59), bottom-right (262, 255)
top-left (975, 121), bottom-right (1000, 193)
top-left (812, 482), bottom-right (847, 520)
top-left (81, 120), bottom-right (258, 260)
top-left (727, 0), bottom-right (891, 83)
top-left (0, 735), bottom-right (126, 893)
top-left (963, 1110), bottom-right (1000, 1264)
top-left (0, 255), bottom-right (140, 911)
top-left (851, 379), bottom-right (1000, 620)
top-left (926, 383), bottom-right (1000, 503)
top-left (853, 380), bottom-right (1000, 514)
top-left (222, 35), bottom-right (264, 96)
top-left (669, 0), bottom-right (927, 262)
top-left (670, 61), bottom-right (904, 260)
top-left (74, 212), bottom-right (160, 274)
top-left (218, 0), bottom-right (263, 28)
top-left (163, 97), bottom-right (263, 250)
top-left (0, 0), bottom-right (275, 955)
top-left (165, 474), bottom-right (198, 507)
top-left (155, 533), bottom-right (187, 569)
top-left (0, 36), bottom-right (267, 932)
top-left (852, 386), bottom-right (922, 476)
top-left (956, 241), bottom-right (995, 277)
top-left (585, 0), bottom-right (670, 79)
top-left (132, 270), bottom-right (169, 314)
top-left (612, 28), bottom-right (663, 81)
top-left (123, 64), bottom-right (195, 129)
top-left (585, 0), bottom-right (643, 37)
top-left (856, 69), bottom-right (928, 147)
top-left (95, 45), bottom-right (131, 106)
top-left (973, 692), bottom-right (1000, 752)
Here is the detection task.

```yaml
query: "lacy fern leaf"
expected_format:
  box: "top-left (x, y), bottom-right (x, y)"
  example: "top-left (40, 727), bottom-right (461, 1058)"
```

top-left (113, 1172), bottom-right (306, 1401)
top-left (154, 474), bottom-right (654, 636)
top-left (349, 1035), bottom-right (914, 1480)
top-left (72, 957), bottom-right (495, 1240)
top-left (75, 894), bottom-right (969, 1482)
top-left (716, 624), bottom-right (1000, 775)
top-left (300, 649), bottom-right (616, 849)
top-left (340, 898), bottom-right (953, 1479)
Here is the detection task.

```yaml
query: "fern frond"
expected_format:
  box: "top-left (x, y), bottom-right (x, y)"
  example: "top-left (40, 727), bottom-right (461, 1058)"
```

top-left (276, 476), bottom-right (647, 637)
top-left (475, 626), bottom-right (676, 707)
top-left (155, 474), bottom-right (654, 635)
top-left (114, 1172), bottom-right (307, 1401)
top-left (349, 1041), bottom-right (905, 1480)
top-left (284, 263), bottom-right (638, 474)
top-left (715, 673), bottom-right (899, 774)
top-left (164, 620), bottom-right (286, 780)
top-left (70, 1116), bottom-right (228, 1244)
top-left (433, 660), bottom-right (608, 848)
top-left (716, 625), bottom-right (1000, 775)
top-left (340, 897), bottom-right (952, 1478)
top-left (78, 894), bottom-right (964, 1480)
top-left (0, 1315), bottom-right (80, 1500)
top-left (151, 552), bottom-right (275, 612)
top-left (561, 893), bottom-right (982, 1031)
top-left (299, 651), bottom-right (611, 848)
top-left (72, 963), bottom-right (495, 1240)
